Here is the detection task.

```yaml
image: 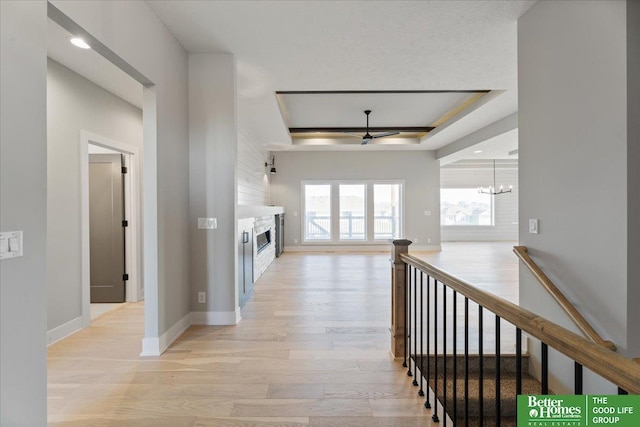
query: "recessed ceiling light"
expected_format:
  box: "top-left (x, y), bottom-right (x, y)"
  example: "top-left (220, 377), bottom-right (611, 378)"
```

top-left (474, 150), bottom-right (483, 154)
top-left (68, 37), bottom-right (91, 49)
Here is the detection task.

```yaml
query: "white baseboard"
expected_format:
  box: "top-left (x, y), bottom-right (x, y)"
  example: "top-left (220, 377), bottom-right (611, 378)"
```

top-left (47, 316), bottom-right (83, 346)
top-left (191, 308), bottom-right (241, 325)
top-left (284, 245), bottom-right (389, 253)
top-left (140, 311), bottom-right (192, 357)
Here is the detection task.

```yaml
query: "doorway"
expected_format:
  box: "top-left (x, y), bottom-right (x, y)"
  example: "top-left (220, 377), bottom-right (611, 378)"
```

top-left (81, 133), bottom-right (142, 326)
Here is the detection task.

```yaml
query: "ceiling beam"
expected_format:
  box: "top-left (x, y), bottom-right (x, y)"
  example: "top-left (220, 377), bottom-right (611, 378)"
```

top-left (289, 127), bottom-right (434, 133)
top-left (277, 90), bottom-right (490, 95)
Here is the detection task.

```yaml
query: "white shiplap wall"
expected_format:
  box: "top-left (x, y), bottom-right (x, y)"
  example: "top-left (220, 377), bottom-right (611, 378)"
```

top-left (238, 129), bottom-right (270, 206)
top-left (441, 161), bottom-right (518, 241)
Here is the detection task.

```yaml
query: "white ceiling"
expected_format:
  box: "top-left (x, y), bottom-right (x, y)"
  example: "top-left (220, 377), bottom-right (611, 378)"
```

top-left (45, 1), bottom-right (533, 159)
top-left (439, 129), bottom-right (519, 166)
top-left (47, 19), bottom-right (143, 109)
top-left (148, 0), bottom-right (535, 152)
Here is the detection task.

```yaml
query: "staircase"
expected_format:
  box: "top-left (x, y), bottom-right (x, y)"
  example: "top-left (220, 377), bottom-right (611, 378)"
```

top-left (412, 354), bottom-right (542, 426)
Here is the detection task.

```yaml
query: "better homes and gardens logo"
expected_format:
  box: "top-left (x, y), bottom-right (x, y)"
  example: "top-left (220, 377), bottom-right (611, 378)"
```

top-left (518, 395), bottom-right (640, 426)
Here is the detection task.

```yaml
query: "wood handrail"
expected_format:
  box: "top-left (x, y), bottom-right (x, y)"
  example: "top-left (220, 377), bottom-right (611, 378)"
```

top-left (400, 253), bottom-right (640, 394)
top-left (513, 246), bottom-right (616, 351)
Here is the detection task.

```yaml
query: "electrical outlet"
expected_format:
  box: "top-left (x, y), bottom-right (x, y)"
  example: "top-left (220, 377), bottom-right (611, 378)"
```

top-left (424, 210), bottom-right (431, 216)
top-left (293, 211), bottom-right (298, 217)
top-left (198, 292), bottom-right (206, 303)
top-left (414, 237), bottom-right (418, 243)
top-left (428, 238), bottom-right (431, 243)
top-left (294, 238), bottom-right (298, 244)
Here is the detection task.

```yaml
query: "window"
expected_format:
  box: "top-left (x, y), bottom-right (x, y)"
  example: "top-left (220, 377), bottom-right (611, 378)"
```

top-left (374, 183), bottom-right (401, 239)
top-left (339, 184), bottom-right (366, 240)
top-left (304, 184), bottom-right (331, 240)
top-left (440, 188), bottom-right (493, 226)
top-left (302, 181), bottom-right (403, 243)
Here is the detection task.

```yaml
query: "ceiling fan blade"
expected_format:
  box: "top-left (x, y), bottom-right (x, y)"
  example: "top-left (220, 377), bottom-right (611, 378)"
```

top-left (343, 132), bottom-right (363, 138)
top-left (371, 131), bottom-right (400, 139)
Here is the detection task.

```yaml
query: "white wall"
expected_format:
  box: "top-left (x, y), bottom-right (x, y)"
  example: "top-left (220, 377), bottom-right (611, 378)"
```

top-left (0, 2), bottom-right (48, 425)
top-left (441, 161), bottom-right (518, 242)
top-left (519, 0), bottom-right (633, 393)
top-left (238, 129), bottom-right (270, 206)
top-left (270, 150), bottom-right (440, 250)
top-left (46, 58), bottom-right (142, 334)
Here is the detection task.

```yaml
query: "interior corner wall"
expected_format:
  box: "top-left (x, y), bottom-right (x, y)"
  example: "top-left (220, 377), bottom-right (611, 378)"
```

top-left (46, 58), bottom-right (142, 335)
top-left (51, 0), bottom-right (190, 343)
top-left (518, 0), bottom-right (628, 393)
top-left (0, 1), bottom-right (48, 425)
top-left (269, 150), bottom-right (440, 249)
top-left (238, 129), bottom-right (270, 206)
top-left (441, 163), bottom-right (518, 242)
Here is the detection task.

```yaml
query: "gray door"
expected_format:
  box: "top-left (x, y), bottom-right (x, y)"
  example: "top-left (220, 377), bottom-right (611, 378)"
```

top-left (89, 154), bottom-right (126, 303)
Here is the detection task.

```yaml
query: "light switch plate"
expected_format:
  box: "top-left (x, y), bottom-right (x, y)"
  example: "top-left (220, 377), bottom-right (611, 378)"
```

top-left (529, 219), bottom-right (539, 234)
top-left (0, 231), bottom-right (23, 260)
top-left (197, 218), bottom-right (217, 229)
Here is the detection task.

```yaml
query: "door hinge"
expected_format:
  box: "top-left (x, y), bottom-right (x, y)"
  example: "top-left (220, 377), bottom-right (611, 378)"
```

top-left (123, 273), bottom-right (129, 281)
top-left (122, 220), bottom-right (128, 227)
top-left (121, 166), bottom-right (128, 174)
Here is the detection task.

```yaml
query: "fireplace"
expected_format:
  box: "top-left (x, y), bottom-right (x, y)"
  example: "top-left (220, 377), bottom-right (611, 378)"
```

top-left (256, 229), bottom-right (271, 254)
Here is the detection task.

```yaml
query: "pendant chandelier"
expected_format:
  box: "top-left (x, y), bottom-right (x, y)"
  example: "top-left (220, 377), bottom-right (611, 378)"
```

top-left (478, 160), bottom-right (512, 195)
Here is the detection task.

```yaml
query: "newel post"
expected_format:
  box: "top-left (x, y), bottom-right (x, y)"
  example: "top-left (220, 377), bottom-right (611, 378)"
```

top-left (390, 239), bottom-right (412, 359)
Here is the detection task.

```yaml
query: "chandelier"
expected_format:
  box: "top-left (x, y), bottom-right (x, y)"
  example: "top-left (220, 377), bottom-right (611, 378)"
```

top-left (478, 160), bottom-right (512, 195)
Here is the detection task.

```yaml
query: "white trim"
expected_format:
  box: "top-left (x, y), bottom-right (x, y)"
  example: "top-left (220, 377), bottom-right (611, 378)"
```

top-left (191, 309), bottom-right (242, 325)
top-left (80, 130), bottom-right (142, 329)
top-left (47, 316), bottom-right (83, 346)
top-left (140, 311), bottom-right (192, 357)
top-left (284, 244), bottom-right (441, 253)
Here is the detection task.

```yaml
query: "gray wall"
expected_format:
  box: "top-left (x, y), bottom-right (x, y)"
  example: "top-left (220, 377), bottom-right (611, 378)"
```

top-left (189, 54), bottom-right (239, 318)
top-left (627, 0), bottom-right (640, 359)
top-left (238, 129), bottom-right (270, 206)
top-left (270, 150), bottom-right (440, 249)
top-left (441, 161), bottom-right (518, 242)
top-left (46, 58), bottom-right (142, 332)
top-left (519, 0), bottom-right (634, 393)
top-left (0, 1), bottom-right (48, 425)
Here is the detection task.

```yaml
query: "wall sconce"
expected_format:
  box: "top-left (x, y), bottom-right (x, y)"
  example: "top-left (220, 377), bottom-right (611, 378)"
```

top-left (265, 155), bottom-right (276, 175)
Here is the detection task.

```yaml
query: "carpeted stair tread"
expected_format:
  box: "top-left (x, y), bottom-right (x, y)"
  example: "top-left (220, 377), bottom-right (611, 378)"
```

top-left (409, 354), bottom-right (542, 425)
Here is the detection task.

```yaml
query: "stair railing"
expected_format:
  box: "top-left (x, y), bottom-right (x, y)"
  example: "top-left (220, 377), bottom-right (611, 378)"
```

top-left (513, 245), bottom-right (616, 351)
top-left (390, 240), bottom-right (640, 427)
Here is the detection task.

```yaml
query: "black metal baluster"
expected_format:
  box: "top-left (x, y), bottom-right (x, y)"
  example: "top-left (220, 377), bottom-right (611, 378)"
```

top-left (432, 279), bottom-right (440, 423)
top-left (541, 343), bottom-right (548, 394)
top-left (479, 306), bottom-right (484, 423)
top-left (464, 298), bottom-right (469, 427)
top-left (419, 272), bottom-right (425, 397)
top-left (403, 263), bottom-right (408, 369)
top-left (407, 265), bottom-right (413, 378)
top-left (453, 291), bottom-right (458, 424)
top-left (575, 362), bottom-right (583, 394)
top-left (413, 266), bottom-right (418, 386)
top-left (495, 315), bottom-right (501, 427)
top-left (425, 275), bottom-right (432, 409)
top-left (516, 328), bottom-right (522, 396)
top-left (443, 284), bottom-right (447, 427)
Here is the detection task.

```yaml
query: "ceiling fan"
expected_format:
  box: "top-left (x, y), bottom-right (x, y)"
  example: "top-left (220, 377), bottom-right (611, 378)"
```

top-left (349, 110), bottom-right (399, 145)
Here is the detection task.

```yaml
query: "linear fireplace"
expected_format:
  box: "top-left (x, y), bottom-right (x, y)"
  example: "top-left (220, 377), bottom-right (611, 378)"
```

top-left (256, 230), bottom-right (271, 254)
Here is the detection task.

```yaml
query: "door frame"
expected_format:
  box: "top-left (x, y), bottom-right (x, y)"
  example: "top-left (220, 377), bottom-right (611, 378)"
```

top-left (80, 130), bottom-right (142, 327)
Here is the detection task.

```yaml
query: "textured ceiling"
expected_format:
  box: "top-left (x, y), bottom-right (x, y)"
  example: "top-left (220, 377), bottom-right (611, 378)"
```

top-left (147, 0), bottom-right (535, 151)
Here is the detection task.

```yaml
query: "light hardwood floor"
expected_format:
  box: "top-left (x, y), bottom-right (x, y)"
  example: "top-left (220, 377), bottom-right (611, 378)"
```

top-left (48, 242), bottom-right (518, 426)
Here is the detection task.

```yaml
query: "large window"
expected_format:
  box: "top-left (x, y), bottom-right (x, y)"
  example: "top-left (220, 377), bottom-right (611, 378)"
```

top-left (339, 184), bottom-right (366, 240)
top-left (374, 184), bottom-right (401, 239)
top-left (302, 181), bottom-right (404, 243)
top-left (440, 188), bottom-right (493, 226)
top-left (304, 184), bottom-right (331, 240)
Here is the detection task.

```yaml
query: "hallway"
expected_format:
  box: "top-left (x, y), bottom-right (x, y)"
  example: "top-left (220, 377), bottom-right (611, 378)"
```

top-left (47, 244), bottom-right (518, 426)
